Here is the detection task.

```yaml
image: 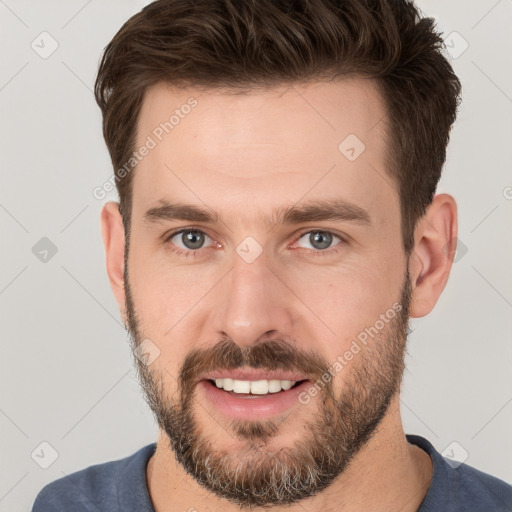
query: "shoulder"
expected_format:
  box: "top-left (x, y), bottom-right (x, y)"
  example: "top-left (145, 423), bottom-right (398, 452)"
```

top-left (407, 434), bottom-right (512, 512)
top-left (31, 443), bottom-right (156, 512)
top-left (451, 460), bottom-right (512, 510)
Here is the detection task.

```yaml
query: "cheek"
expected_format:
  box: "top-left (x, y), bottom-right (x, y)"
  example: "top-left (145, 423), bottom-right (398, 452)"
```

top-left (283, 259), bottom-right (405, 374)
top-left (287, 262), bottom-right (400, 329)
top-left (129, 243), bottom-right (215, 328)
top-left (128, 251), bottom-right (220, 377)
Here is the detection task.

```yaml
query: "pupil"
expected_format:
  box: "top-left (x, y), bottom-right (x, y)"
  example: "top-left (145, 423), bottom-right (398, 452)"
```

top-left (183, 230), bottom-right (204, 249)
top-left (311, 231), bottom-right (332, 250)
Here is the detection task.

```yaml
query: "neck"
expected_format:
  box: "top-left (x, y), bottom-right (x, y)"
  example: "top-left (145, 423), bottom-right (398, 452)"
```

top-left (146, 395), bottom-right (433, 512)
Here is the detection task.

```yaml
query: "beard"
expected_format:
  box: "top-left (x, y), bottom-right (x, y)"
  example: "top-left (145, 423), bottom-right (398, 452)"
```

top-left (124, 262), bottom-right (412, 509)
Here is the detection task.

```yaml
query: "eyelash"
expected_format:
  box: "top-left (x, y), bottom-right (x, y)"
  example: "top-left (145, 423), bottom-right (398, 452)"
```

top-left (163, 228), bottom-right (346, 258)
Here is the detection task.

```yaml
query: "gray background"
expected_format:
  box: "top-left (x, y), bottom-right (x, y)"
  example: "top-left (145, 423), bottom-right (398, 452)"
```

top-left (1, 1), bottom-right (511, 510)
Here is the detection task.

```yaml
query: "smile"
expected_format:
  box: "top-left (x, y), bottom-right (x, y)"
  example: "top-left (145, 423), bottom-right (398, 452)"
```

top-left (199, 378), bottom-right (312, 421)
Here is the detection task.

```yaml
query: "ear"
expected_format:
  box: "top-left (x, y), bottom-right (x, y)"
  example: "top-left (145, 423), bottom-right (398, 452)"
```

top-left (100, 201), bottom-right (127, 322)
top-left (409, 193), bottom-right (458, 318)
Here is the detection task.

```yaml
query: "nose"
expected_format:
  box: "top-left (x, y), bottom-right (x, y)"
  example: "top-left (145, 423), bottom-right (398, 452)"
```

top-left (211, 250), bottom-right (294, 348)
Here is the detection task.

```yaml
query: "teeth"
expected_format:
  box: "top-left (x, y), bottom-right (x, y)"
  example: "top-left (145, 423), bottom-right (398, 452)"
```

top-left (214, 378), bottom-right (298, 394)
top-left (268, 380), bottom-right (282, 393)
top-left (221, 377), bottom-right (234, 391)
top-left (280, 380), bottom-right (293, 391)
top-left (233, 380), bottom-right (251, 394)
top-left (250, 380), bottom-right (269, 395)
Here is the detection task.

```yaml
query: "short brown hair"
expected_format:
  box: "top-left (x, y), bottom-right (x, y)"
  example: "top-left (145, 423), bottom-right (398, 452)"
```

top-left (94, 0), bottom-right (461, 255)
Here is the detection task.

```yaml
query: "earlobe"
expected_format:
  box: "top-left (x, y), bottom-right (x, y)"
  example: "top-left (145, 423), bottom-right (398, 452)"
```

top-left (409, 194), bottom-right (458, 318)
top-left (100, 201), bottom-right (126, 314)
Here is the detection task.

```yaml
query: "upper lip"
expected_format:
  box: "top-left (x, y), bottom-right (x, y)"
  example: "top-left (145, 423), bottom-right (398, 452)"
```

top-left (199, 368), bottom-right (310, 383)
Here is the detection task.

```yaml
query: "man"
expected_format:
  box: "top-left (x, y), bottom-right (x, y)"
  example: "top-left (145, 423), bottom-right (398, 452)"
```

top-left (32, 0), bottom-right (512, 511)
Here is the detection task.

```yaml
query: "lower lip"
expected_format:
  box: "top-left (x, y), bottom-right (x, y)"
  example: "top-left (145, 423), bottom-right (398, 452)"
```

top-left (198, 380), bottom-right (311, 421)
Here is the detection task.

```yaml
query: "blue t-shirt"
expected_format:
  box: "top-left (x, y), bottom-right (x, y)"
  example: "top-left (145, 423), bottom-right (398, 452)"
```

top-left (32, 434), bottom-right (512, 511)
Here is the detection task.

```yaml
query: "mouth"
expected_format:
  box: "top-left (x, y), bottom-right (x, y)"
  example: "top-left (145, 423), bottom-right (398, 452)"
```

top-left (205, 378), bottom-right (309, 396)
top-left (198, 377), bottom-right (312, 421)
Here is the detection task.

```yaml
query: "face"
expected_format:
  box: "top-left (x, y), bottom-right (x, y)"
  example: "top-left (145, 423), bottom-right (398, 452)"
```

top-left (124, 79), bottom-right (412, 507)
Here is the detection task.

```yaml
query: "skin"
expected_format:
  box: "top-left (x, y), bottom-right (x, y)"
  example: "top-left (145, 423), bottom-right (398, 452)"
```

top-left (101, 78), bottom-right (457, 511)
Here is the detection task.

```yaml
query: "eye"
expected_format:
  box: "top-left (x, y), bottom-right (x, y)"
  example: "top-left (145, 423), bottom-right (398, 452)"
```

top-left (164, 228), bottom-right (345, 258)
top-left (294, 230), bottom-right (344, 254)
top-left (165, 228), bottom-right (214, 256)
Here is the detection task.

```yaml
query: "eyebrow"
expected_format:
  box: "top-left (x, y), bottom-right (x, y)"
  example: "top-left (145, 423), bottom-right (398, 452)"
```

top-left (143, 198), bottom-right (372, 229)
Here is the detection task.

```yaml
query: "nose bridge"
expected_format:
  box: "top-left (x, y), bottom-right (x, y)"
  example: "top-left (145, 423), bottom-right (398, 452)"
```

top-left (214, 248), bottom-right (293, 347)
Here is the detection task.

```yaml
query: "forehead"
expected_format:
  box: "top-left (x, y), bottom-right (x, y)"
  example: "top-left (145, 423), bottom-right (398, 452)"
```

top-left (132, 79), bottom-right (397, 229)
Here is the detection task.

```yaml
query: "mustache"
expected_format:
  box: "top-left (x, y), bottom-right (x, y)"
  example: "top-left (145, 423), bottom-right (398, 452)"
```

top-left (180, 338), bottom-right (330, 389)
